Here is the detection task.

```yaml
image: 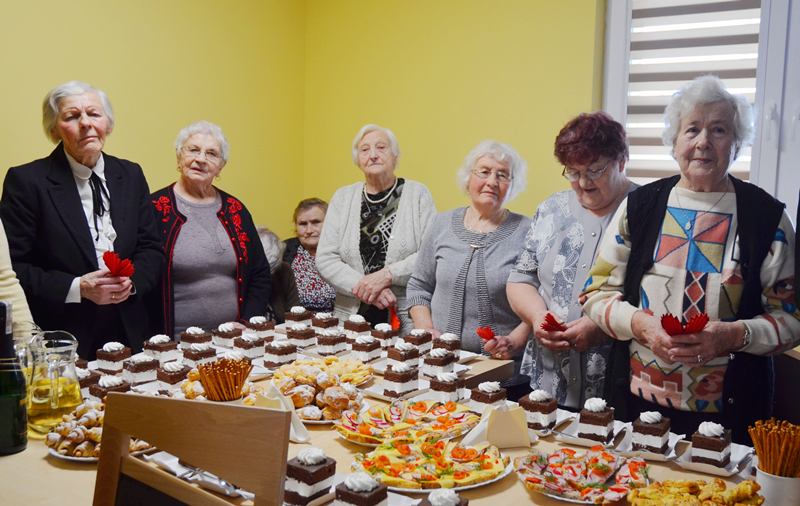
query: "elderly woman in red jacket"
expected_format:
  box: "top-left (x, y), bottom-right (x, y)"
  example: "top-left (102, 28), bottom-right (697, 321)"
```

top-left (151, 120), bottom-right (270, 337)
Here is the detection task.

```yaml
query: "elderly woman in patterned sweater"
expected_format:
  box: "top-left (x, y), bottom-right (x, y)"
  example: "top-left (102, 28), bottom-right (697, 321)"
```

top-left (406, 140), bottom-right (532, 399)
top-left (581, 76), bottom-right (800, 443)
top-left (494, 112), bottom-right (636, 410)
top-left (316, 124), bottom-right (436, 333)
top-left (150, 121), bottom-right (270, 337)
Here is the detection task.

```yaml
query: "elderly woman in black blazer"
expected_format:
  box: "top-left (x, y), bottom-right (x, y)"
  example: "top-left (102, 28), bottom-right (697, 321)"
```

top-left (0, 80), bottom-right (162, 358)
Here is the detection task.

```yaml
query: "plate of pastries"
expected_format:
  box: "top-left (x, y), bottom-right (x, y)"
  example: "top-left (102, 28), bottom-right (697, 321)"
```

top-left (627, 478), bottom-right (764, 505)
top-left (44, 400), bottom-right (154, 463)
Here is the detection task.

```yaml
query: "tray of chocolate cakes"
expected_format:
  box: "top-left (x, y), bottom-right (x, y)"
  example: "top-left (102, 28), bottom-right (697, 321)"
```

top-left (616, 410), bottom-right (686, 461)
top-left (673, 421), bottom-right (754, 476)
top-left (554, 397), bottom-right (628, 448)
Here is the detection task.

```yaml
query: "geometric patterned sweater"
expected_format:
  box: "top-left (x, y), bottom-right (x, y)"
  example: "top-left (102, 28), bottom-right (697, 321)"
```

top-left (582, 186), bottom-right (800, 413)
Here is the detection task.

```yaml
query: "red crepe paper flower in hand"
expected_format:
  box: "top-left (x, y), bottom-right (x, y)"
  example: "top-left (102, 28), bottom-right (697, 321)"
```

top-left (103, 251), bottom-right (135, 278)
top-left (540, 313), bottom-right (568, 332)
top-left (476, 326), bottom-right (495, 341)
top-left (660, 312), bottom-right (709, 335)
top-left (388, 306), bottom-right (401, 331)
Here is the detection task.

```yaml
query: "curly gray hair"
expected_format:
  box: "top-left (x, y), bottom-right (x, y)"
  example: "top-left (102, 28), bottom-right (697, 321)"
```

top-left (42, 80), bottom-right (114, 143)
top-left (351, 124), bottom-right (400, 167)
top-left (174, 120), bottom-right (230, 162)
top-left (456, 140), bottom-right (527, 204)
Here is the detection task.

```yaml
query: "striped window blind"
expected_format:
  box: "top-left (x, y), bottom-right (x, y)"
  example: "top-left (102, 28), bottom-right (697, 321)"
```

top-left (625, 0), bottom-right (761, 183)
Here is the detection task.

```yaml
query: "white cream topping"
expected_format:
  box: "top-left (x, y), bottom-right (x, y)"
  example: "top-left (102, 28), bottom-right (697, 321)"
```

top-left (394, 340), bottom-right (413, 351)
top-left (148, 334), bottom-right (171, 344)
top-left (640, 411), bottom-right (663, 424)
top-left (99, 375), bottom-right (124, 388)
top-left (217, 322), bottom-right (236, 332)
top-left (102, 341), bottom-right (125, 352)
top-left (162, 362), bottom-right (185, 373)
top-left (249, 316), bottom-right (267, 324)
top-left (343, 472), bottom-right (380, 491)
top-left (428, 488), bottom-right (460, 506)
top-left (410, 328), bottom-right (428, 336)
top-left (428, 348), bottom-right (449, 358)
top-left (528, 389), bottom-right (553, 402)
top-left (296, 446), bottom-right (326, 465)
top-left (241, 330), bottom-right (259, 342)
top-left (76, 367), bottom-right (90, 379)
top-left (320, 328), bottom-right (344, 337)
top-left (291, 323), bottom-right (309, 331)
top-left (698, 421), bottom-right (725, 438)
top-left (348, 314), bottom-right (366, 323)
top-left (269, 340), bottom-right (293, 349)
top-left (374, 323), bottom-right (392, 332)
top-left (315, 312), bottom-right (333, 319)
top-left (189, 343), bottom-right (212, 352)
top-left (290, 306), bottom-right (307, 314)
top-left (355, 335), bottom-right (375, 345)
top-left (584, 397), bottom-right (607, 412)
top-left (478, 381), bottom-right (501, 393)
top-left (185, 326), bottom-right (204, 334)
top-left (222, 350), bottom-right (246, 361)
top-left (436, 372), bottom-right (458, 383)
top-left (389, 362), bottom-right (411, 373)
top-left (438, 333), bottom-right (459, 342)
top-left (129, 354), bottom-right (157, 364)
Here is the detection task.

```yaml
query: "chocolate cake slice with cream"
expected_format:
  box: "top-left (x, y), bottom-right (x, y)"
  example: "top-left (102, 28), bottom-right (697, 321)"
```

top-left (333, 472), bottom-right (388, 506)
top-left (432, 332), bottom-right (461, 352)
top-left (370, 323), bottom-right (398, 349)
top-left (386, 339), bottom-right (419, 369)
top-left (95, 341), bottom-right (131, 375)
top-left (284, 446), bottom-right (336, 505)
top-left (632, 411), bottom-right (671, 454)
top-left (212, 322), bottom-right (242, 347)
top-left (577, 397), bottom-right (614, 443)
top-left (691, 421), bottom-right (731, 467)
top-left (179, 326), bottom-right (212, 349)
top-left (518, 389), bottom-right (557, 430)
top-left (143, 334), bottom-right (181, 364)
top-left (286, 305), bottom-right (312, 323)
top-left (469, 381), bottom-right (506, 409)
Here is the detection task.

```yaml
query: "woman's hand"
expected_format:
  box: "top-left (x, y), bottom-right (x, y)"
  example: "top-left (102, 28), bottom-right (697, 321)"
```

top-left (631, 310), bottom-right (678, 364)
top-left (80, 270), bottom-right (132, 305)
top-left (484, 323), bottom-right (531, 359)
top-left (352, 269), bottom-right (392, 305)
top-left (666, 321), bottom-right (745, 365)
top-left (560, 316), bottom-right (609, 352)
top-left (532, 310), bottom-right (573, 351)
top-left (373, 288), bottom-right (397, 310)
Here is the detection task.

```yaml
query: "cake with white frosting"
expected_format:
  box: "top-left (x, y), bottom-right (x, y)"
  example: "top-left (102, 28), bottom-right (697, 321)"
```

top-left (691, 421), bottom-right (731, 467)
top-left (232, 330), bottom-right (266, 359)
top-left (432, 332), bottom-right (461, 352)
top-left (333, 472), bottom-right (388, 506)
top-left (88, 374), bottom-right (130, 400)
top-left (287, 322), bottom-right (317, 348)
top-left (351, 335), bottom-right (381, 363)
top-left (469, 381), bottom-right (506, 409)
top-left (518, 389), bottom-right (557, 430)
top-left (264, 337), bottom-right (297, 369)
top-left (212, 322), bottom-right (242, 347)
top-left (178, 326), bottom-right (212, 349)
top-left (428, 372), bottom-right (465, 403)
top-left (343, 314), bottom-right (371, 333)
top-left (242, 316), bottom-right (275, 340)
top-left (122, 354), bottom-right (159, 385)
top-left (577, 397), bottom-right (614, 443)
top-left (95, 341), bottom-right (131, 374)
top-left (316, 327), bottom-right (348, 356)
top-left (382, 362), bottom-right (418, 398)
top-left (182, 342), bottom-right (217, 368)
top-left (311, 312), bottom-right (338, 329)
top-left (421, 347), bottom-right (456, 377)
top-left (418, 488), bottom-right (469, 506)
top-left (386, 339), bottom-right (419, 369)
top-left (632, 411), bottom-right (671, 454)
top-left (403, 328), bottom-right (432, 354)
top-left (284, 446), bottom-right (336, 505)
top-left (142, 334), bottom-right (181, 364)
top-left (157, 361), bottom-right (191, 390)
top-left (286, 305), bottom-right (312, 323)
top-left (370, 322), bottom-right (398, 348)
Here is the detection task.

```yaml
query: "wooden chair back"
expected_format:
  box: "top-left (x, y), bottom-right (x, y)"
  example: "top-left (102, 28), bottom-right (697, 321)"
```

top-left (93, 393), bottom-right (291, 506)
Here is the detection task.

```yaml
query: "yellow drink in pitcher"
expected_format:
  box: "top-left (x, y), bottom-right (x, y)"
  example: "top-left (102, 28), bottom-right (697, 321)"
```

top-left (27, 377), bottom-right (82, 433)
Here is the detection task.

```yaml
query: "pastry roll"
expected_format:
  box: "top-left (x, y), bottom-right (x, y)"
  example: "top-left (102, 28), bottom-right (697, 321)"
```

top-left (73, 440), bottom-right (95, 458)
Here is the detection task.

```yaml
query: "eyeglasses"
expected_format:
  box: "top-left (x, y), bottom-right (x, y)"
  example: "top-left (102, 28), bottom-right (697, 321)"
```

top-left (182, 145), bottom-right (222, 164)
top-left (472, 168), bottom-right (512, 183)
top-left (562, 161), bottom-right (612, 182)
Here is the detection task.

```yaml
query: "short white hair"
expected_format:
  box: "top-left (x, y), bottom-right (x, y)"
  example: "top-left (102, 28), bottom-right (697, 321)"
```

top-left (456, 140), bottom-right (527, 204)
top-left (257, 227), bottom-right (284, 275)
top-left (174, 120), bottom-right (230, 162)
top-left (662, 75), bottom-right (754, 159)
top-left (42, 80), bottom-right (114, 143)
top-left (351, 124), bottom-right (400, 167)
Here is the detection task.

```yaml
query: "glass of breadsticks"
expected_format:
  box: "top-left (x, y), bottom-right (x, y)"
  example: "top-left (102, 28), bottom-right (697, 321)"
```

top-left (198, 358), bottom-right (253, 402)
top-left (748, 418), bottom-right (800, 477)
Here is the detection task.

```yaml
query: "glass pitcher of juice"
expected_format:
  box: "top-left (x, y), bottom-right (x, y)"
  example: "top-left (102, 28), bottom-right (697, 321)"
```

top-left (26, 330), bottom-right (82, 434)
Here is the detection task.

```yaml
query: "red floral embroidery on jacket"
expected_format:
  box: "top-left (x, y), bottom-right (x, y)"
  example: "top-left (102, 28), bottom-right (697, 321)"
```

top-left (226, 197), bottom-right (249, 262)
top-left (153, 196), bottom-right (172, 222)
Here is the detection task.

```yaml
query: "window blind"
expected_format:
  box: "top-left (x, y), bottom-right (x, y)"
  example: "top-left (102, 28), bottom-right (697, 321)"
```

top-left (625, 0), bottom-right (761, 183)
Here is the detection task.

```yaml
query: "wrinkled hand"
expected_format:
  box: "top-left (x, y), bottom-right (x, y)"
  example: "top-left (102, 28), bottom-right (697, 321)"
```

top-left (532, 311), bottom-right (572, 351)
top-left (352, 269), bottom-right (392, 305)
top-left (666, 321), bottom-right (743, 365)
top-left (560, 317), bottom-right (609, 352)
top-left (631, 311), bottom-right (677, 364)
top-left (373, 288), bottom-right (397, 310)
top-left (484, 335), bottom-right (522, 359)
top-left (80, 269), bottom-right (132, 305)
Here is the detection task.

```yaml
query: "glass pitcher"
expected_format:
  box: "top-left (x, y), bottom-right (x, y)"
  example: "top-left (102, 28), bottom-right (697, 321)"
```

top-left (25, 330), bottom-right (82, 434)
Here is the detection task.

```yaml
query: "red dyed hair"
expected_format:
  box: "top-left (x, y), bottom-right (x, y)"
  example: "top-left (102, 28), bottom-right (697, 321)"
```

top-left (554, 111), bottom-right (628, 168)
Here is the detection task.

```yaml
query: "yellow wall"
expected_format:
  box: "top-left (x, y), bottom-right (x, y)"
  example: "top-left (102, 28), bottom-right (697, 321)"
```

top-left (0, 0), bottom-right (306, 238)
top-left (0, 0), bottom-right (606, 237)
top-left (303, 0), bottom-right (606, 217)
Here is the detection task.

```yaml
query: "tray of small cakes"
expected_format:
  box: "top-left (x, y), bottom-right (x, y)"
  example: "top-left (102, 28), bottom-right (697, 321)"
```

top-left (673, 421), bottom-right (753, 476)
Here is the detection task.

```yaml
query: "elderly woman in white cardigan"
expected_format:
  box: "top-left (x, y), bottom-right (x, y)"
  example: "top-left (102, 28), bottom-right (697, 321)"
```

top-left (316, 124), bottom-right (436, 333)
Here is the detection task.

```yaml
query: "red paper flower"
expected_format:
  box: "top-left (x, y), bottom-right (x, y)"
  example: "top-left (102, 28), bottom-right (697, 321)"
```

top-left (388, 306), bottom-right (401, 331)
top-left (103, 251), bottom-right (135, 278)
top-left (540, 313), bottom-right (567, 332)
top-left (476, 326), bottom-right (495, 341)
top-left (660, 312), bottom-right (709, 335)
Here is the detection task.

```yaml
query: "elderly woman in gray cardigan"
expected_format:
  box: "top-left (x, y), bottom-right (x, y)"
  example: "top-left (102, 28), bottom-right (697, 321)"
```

top-left (406, 140), bottom-right (532, 399)
top-left (316, 124), bottom-right (436, 333)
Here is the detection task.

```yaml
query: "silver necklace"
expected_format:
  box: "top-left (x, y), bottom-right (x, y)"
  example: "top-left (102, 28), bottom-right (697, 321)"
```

top-left (675, 182), bottom-right (730, 231)
top-left (363, 178), bottom-right (398, 204)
